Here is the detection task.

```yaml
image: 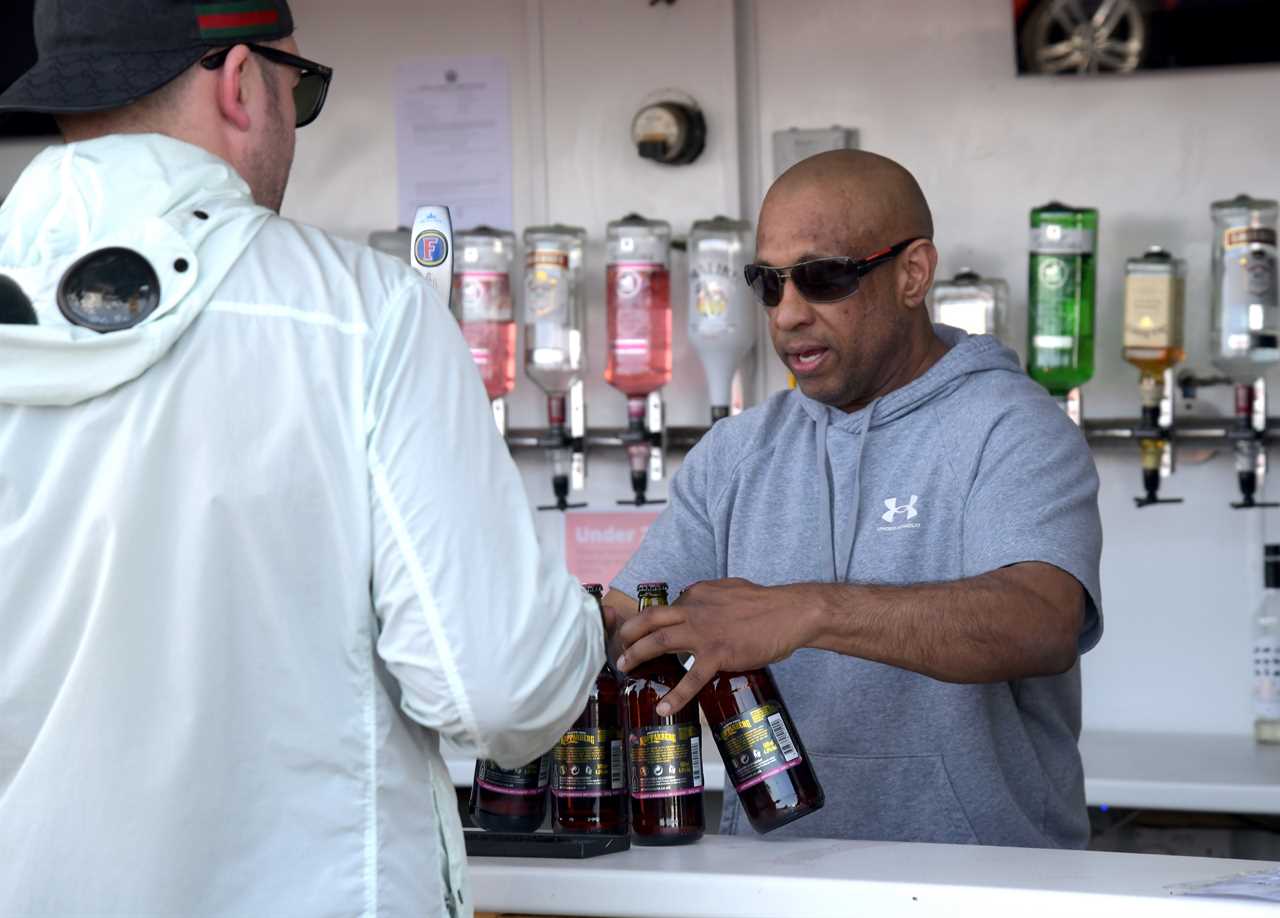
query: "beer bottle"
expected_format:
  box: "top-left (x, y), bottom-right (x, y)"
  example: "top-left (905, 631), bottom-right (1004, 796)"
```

top-left (469, 754), bottom-right (550, 833)
top-left (698, 668), bottom-right (824, 833)
top-left (552, 584), bottom-right (628, 834)
top-left (621, 582), bottom-right (705, 846)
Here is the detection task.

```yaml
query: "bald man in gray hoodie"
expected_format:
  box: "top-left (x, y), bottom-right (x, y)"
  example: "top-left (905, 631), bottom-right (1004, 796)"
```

top-left (606, 150), bottom-right (1102, 849)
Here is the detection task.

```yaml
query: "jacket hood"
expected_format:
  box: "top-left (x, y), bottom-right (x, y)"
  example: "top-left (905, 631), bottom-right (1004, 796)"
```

top-left (795, 324), bottom-right (1025, 431)
top-left (0, 133), bottom-right (271, 406)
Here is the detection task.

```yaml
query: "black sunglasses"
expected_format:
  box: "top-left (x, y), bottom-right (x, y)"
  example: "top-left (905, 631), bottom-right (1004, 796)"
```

top-left (744, 237), bottom-right (926, 309)
top-left (200, 43), bottom-right (333, 128)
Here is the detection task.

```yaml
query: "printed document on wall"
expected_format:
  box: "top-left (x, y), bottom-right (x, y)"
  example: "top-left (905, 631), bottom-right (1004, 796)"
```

top-left (395, 56), bottom-right (514, 232)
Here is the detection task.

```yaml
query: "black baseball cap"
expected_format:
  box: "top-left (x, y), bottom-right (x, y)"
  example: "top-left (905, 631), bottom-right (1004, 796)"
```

top-left (0, 0), bottom-right (295, 115)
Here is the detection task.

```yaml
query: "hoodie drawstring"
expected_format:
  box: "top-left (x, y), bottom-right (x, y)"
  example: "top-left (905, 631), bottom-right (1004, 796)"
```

top-left (816, 399), bottom-right (878, 583)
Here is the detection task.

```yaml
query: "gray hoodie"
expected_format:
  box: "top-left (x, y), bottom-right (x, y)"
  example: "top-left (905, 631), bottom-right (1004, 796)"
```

top-left (613, 326), bottom-right (1103, 849)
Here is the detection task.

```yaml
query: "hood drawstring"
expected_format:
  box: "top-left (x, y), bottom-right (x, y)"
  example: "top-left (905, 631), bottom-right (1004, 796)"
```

top-left (816, 398), bottom-right (878, 583)
top-left (816, 410), bottom-right (836, 580)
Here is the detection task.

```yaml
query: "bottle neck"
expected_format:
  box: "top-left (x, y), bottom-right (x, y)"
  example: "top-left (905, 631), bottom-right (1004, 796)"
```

top-left (625, 651), bottom-right (684, 681)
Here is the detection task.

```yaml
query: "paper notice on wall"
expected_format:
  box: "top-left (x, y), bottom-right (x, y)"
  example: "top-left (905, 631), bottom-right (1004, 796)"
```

top-left (564, 510), bottom-right (661, 589)
top-left (394, 56), bottom-right (513, 232)
top-left (1170, 868), bottom-right (1280, 902)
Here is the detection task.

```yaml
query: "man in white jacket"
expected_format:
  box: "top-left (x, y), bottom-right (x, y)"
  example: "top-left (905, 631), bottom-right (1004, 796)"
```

top-left (0, 2), bottom-right (603, 916)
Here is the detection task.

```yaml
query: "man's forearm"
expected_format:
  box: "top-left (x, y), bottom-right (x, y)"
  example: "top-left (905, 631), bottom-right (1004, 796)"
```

top-left (800, 564), bottom-right (1084, 683)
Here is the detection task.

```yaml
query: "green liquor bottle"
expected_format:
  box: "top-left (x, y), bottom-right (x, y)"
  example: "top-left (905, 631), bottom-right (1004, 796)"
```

top-left (1028, 202), bottom-right (1097, 401)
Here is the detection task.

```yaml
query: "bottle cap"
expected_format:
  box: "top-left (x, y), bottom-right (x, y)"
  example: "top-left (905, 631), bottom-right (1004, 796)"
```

top-left (583, 583), bottom-right (605, 598)
top-left (637, 581), bottom-right (669, 593)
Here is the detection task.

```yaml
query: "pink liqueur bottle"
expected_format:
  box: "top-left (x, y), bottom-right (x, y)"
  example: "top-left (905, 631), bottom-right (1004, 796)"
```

top-left (453, 226), bottom-right (517, 429)
top-left (605, 214), bottom-right (673, 403)
top-left (605, 214), bottom-right (672, 506)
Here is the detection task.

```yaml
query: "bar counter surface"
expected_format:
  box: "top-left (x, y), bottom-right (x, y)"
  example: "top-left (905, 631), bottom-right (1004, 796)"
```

top-left (470, 834), bottom-right (1276, 917)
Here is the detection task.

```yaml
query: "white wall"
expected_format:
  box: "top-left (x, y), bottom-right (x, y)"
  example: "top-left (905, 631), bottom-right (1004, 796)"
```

top-left (0, 139), bottom-right (45, 200)
top-left (3, 0), bottom-right (1274, 736)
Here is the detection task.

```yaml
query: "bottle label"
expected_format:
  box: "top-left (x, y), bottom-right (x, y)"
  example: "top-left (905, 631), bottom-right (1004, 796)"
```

top-left (714, 701), bottom-right (804, 793)
top-left (1029, 252), bottom-right (1087, 370)
top-left (1254, 641), bottom-right (1280, 720)
top-left (627, 723), bottom-right (704, 799)
top-left (1030, 225), bottom-right (1094, 255)
top-left (455, 271), bottom-right (513, 323)
top-left (611, 263), bottom-right (665, 305)
top-left (1219, 231), bottom-right (1278, 347)
top-left (692, 250), bottom-right (734, 331)
top-left (1032, 333), bottom-right (1075, 350)
top-left (551, 728), bottom-right (626, 797)
top-left (525, 250), bottom-right (571, 322)
top-left (1225, 227), bottom-right (1279, 249)
top-left (1124, 274), bottom-right (1183, 350)
top-left (475, 757), bottom-right (551, 796)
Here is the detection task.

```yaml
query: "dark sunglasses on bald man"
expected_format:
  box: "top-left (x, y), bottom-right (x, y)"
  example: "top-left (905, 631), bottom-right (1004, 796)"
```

top-left (200, 43), bottom-right (333, 128)
top-left (744, 237), bottom-right (926, 309)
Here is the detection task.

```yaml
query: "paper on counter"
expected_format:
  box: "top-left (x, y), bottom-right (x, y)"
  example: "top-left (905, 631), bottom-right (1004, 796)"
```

top-left (394, 56), bottom-right (514, 232)
top-left (1169, 867), bottom-right (1280, 902)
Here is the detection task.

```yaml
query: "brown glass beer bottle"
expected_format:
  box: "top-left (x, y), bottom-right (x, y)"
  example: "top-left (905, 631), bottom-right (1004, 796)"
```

top-left (469, 754), bottom-right (550, 833)
top-left (621, 582), bottom-right (705, 846)
top-left (551, 584), bottom-right (628, 834)
top-left (698, 667), bottom-right (824, 833)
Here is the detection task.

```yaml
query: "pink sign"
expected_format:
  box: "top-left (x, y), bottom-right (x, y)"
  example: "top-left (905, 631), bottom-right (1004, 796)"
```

top-left (564, 510), bottom-right (661, 588)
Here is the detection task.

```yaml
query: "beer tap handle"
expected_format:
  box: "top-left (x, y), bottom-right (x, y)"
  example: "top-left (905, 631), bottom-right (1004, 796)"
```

top-left (410, 206), bottom-right (454, 310)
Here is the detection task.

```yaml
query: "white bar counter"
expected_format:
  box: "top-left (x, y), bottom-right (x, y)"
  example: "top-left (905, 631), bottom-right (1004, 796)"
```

top-left (1082, 730), bottom-right (1280, 815)
top-left (449, 729), bottom-right (1280, 815)
top-left (470, 834), bottom-right (1276, 917)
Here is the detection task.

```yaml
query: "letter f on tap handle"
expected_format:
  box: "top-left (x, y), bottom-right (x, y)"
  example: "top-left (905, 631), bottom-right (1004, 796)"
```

top-left (410, 205), bottom-right (454, 309)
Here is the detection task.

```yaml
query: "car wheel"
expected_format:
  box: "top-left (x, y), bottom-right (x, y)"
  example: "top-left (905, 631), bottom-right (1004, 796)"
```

top-left (1020, 0), bottom-right (1148, 74)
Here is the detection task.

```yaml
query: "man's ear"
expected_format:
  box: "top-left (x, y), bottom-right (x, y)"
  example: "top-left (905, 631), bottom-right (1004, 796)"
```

top-left (899, 239), bottom-right (938, 310)
top-left (215, 44), bottom-right (254, 132)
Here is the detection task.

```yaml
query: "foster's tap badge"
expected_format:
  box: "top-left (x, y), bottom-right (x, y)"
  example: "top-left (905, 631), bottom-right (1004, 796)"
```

top-left (410, 205), bottom-right (454, 308)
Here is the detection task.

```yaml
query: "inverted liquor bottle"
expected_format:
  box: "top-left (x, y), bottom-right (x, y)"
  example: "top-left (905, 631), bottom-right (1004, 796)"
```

top-left (524, 224), bottom-right (589, 509)
top-left (622, 582), bottom-right (705, 846)
top-left (552, 584), bottom-right (628, 834)
top-left (1027, 202), bottom-right (1096, 400)
top-left (698, 667), bottom-right (823, 834)
top-left (1210, 194), bottom-right (1280, 382)
top-left (470, 755), bottom-right (551, 833)
top-left (524, 225), bottom-right (588, 399)
top-left (688, 217), bottom-right (755, 424)
top-left (928, 268), bottom-right (1009, 342)
top-left (1123, 246), bottom-right (1185, 507)
top-left (605, 215), bottom-right (672, 416)
top-left (453, 226), bottom-right (517, 403)
top-left (606, 215), bottom-right (672, 505)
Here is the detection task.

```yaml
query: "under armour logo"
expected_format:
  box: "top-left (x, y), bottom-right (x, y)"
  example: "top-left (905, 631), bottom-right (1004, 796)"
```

top-left (882, 495), bottom-right (919, 523)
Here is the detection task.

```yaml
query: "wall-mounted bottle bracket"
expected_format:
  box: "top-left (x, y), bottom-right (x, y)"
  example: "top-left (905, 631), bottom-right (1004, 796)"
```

top-left (506, 417), bottom-right (1280, 455)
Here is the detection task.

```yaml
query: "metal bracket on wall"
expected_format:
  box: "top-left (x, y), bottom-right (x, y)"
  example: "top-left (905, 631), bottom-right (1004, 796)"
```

top-left (1082, 417), bottom-right (1280, 448)
top-left (506, 418), bottom-right (1280, 456)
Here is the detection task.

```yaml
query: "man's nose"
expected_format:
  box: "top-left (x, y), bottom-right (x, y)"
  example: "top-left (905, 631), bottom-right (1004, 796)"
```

top-left (770, 277), bottom-right (815, 332)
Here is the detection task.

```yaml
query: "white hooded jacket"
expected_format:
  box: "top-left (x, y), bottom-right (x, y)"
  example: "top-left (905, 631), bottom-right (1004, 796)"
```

top-left (0, 134), bottom-right (604, 917)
